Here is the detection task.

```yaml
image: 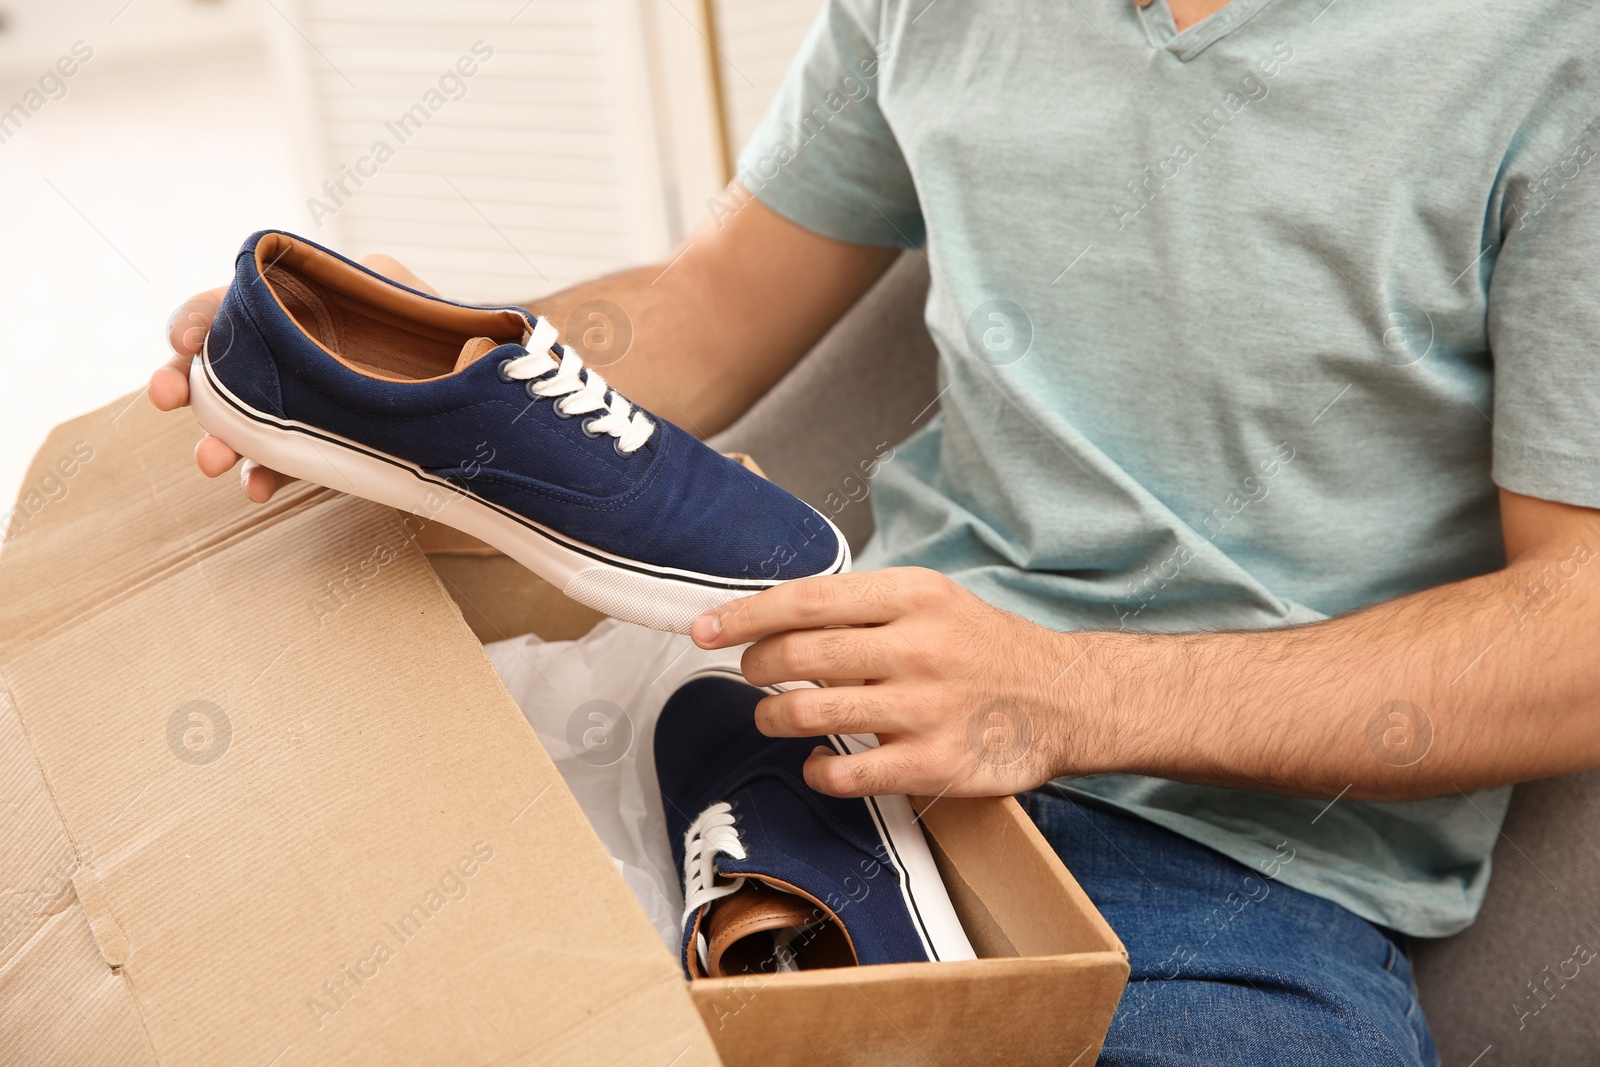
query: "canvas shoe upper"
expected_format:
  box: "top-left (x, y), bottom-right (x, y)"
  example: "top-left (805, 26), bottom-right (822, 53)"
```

top-left (655, 673), bottom-right (976, 978)
top-left (189, 230), bottom-right (849, 632)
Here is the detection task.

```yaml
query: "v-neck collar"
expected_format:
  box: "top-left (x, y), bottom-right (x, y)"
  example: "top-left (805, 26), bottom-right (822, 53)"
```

top-left (1136, 0), bottom-right (1282, 61)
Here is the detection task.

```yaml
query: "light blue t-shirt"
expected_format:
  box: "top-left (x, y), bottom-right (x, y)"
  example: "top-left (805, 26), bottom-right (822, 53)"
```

top-left (735, 0), bottom-right (1600, 937)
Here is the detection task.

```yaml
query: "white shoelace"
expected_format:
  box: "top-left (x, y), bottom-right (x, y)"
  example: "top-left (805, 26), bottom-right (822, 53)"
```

top-left (680, 801), bottom-right (825, 973)
top-left (681, 801), bottom-right (747, 948)
top-left (500, 316), bottom-right (655, 453)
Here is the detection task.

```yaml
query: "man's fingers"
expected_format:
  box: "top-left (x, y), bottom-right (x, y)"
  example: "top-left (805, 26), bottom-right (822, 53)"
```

top-left (694, 568), bottom-right (952, 648)
top-left (755, 687), bottom-right (900, 739)
top-left (167, 288), bottom-right (226, 357)
top-left (194, 435), bottom-right (240, 478)
top-left (148, 358), bottom-right (192, 411)
top-left (194, 435), bottom-right (292, 500)
top-left (803, 744), bottom-right (945, 799)
top-left (240, 460), bottom-right (291, 503)
top-left (156, 285), bottom-right (228, 411)
top-left (741, 625), bottom-right (896, 686)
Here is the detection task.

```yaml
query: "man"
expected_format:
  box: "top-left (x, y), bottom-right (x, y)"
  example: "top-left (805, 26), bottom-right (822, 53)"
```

top-left (153, 0), bottom-right (1600, 1061)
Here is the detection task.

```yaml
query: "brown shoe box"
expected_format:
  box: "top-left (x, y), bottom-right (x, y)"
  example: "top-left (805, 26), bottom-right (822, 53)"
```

top-left (0, 395), bottom-right (1126, 1066)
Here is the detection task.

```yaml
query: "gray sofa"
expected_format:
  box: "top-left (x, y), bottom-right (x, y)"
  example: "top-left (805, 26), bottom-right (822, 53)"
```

top-left (713, 253), bottom-right (1600, 1064)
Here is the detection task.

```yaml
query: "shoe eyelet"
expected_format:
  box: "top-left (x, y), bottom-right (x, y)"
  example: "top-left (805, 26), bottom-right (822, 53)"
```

top-left (581, 418), bottom-right (603, 439)
top-left (523, 380), bottom-right (546, 402)
top-left (496, 358), bottom-right (516, 384)
top-left (613, 439), bottom-right (635, 458)
top-left (551, 401), bottom-right (577, 420)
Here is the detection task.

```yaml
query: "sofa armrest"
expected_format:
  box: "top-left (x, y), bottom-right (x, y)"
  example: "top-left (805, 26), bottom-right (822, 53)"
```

top-left (1411, 769), bottom-right (1600, 1065)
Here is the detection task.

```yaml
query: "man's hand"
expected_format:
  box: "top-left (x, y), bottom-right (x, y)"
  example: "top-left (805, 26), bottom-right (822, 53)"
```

top-left (150, 253), bottom-right (433, 502)
top-left (690, 568), bottom-right (1091, 799)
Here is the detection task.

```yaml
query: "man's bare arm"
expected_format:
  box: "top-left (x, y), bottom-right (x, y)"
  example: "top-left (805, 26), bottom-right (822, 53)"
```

top-left (689, 488), bottom-right (1600, 802)
top-left (1096, 487), bottom-right (1600, 800)
top-left (530, 191), bottom-right (899, 437)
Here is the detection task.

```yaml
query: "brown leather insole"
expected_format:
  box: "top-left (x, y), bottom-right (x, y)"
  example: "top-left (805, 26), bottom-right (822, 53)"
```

top-left (255, 232), bottom-right (527, 383)
top-left (704, 880), bottom-right (858, 976)
top-left (713, 913), bottom-right (856, 975)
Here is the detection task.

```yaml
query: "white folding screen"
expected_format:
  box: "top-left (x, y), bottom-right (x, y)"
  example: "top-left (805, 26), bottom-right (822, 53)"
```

top-left (708, 0), bottom-right (819, 155)
top-left (266, 0), bottom-right (817, 303)
top-left (270, 0), bottom-right (725, 303)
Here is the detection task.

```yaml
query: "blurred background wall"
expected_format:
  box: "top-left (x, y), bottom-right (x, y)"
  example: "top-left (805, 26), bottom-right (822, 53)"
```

top-left (0, 0), bottom-right (817, 520)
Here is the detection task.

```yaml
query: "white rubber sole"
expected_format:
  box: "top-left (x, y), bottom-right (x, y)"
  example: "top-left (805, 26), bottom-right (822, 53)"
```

top-left (680, 667), bottom-right (977, 966)
top-left (190, 348), bottom-right (849, 634)
top-left (828, 730), bottom-right (978, 965)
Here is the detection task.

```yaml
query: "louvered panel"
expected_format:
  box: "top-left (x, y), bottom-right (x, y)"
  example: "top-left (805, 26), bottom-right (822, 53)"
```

top-left (322, 94), bottom-right (611, 122)
top-left (311, 0), bottom-right (597, 25)
top-left (713, 0), bottom-right (821, 154)
top-left (321, 127), bottom-right (620, 168)
top-left (332, 171), bottom-right (631, 207)
top-left (296, 0), bottom-right (670, 303)
top-left (329, 191), bottom-right (629, 231)
top-left (330, 237), bottom-right (631, 286)
top-left (311, 46), bottom-right (605, 73)
top-left (340, 216), bottom-right (636, 264)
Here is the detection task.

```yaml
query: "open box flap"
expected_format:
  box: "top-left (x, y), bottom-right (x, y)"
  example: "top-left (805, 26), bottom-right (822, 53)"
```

top-left (0, 394), bottom-right (719, 1065)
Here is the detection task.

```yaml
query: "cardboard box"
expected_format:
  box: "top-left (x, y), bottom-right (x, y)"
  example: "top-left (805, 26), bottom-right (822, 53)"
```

top-left (0, 395), bottom-right (1127, 1065)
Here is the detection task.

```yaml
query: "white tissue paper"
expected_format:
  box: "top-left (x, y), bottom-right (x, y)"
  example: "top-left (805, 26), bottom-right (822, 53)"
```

top-left (484, 619), bottom-right (759, 951)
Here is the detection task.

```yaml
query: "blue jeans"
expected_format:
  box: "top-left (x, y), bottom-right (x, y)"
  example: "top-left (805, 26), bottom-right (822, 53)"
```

top-left (1021, 789), bottom-right (1439, 1066)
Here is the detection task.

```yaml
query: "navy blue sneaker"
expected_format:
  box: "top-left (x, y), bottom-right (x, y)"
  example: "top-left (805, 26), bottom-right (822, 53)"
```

top-left (654, 671), bottom-right (974, 978)
top-left (189, 230), bottom-right (848, 632)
